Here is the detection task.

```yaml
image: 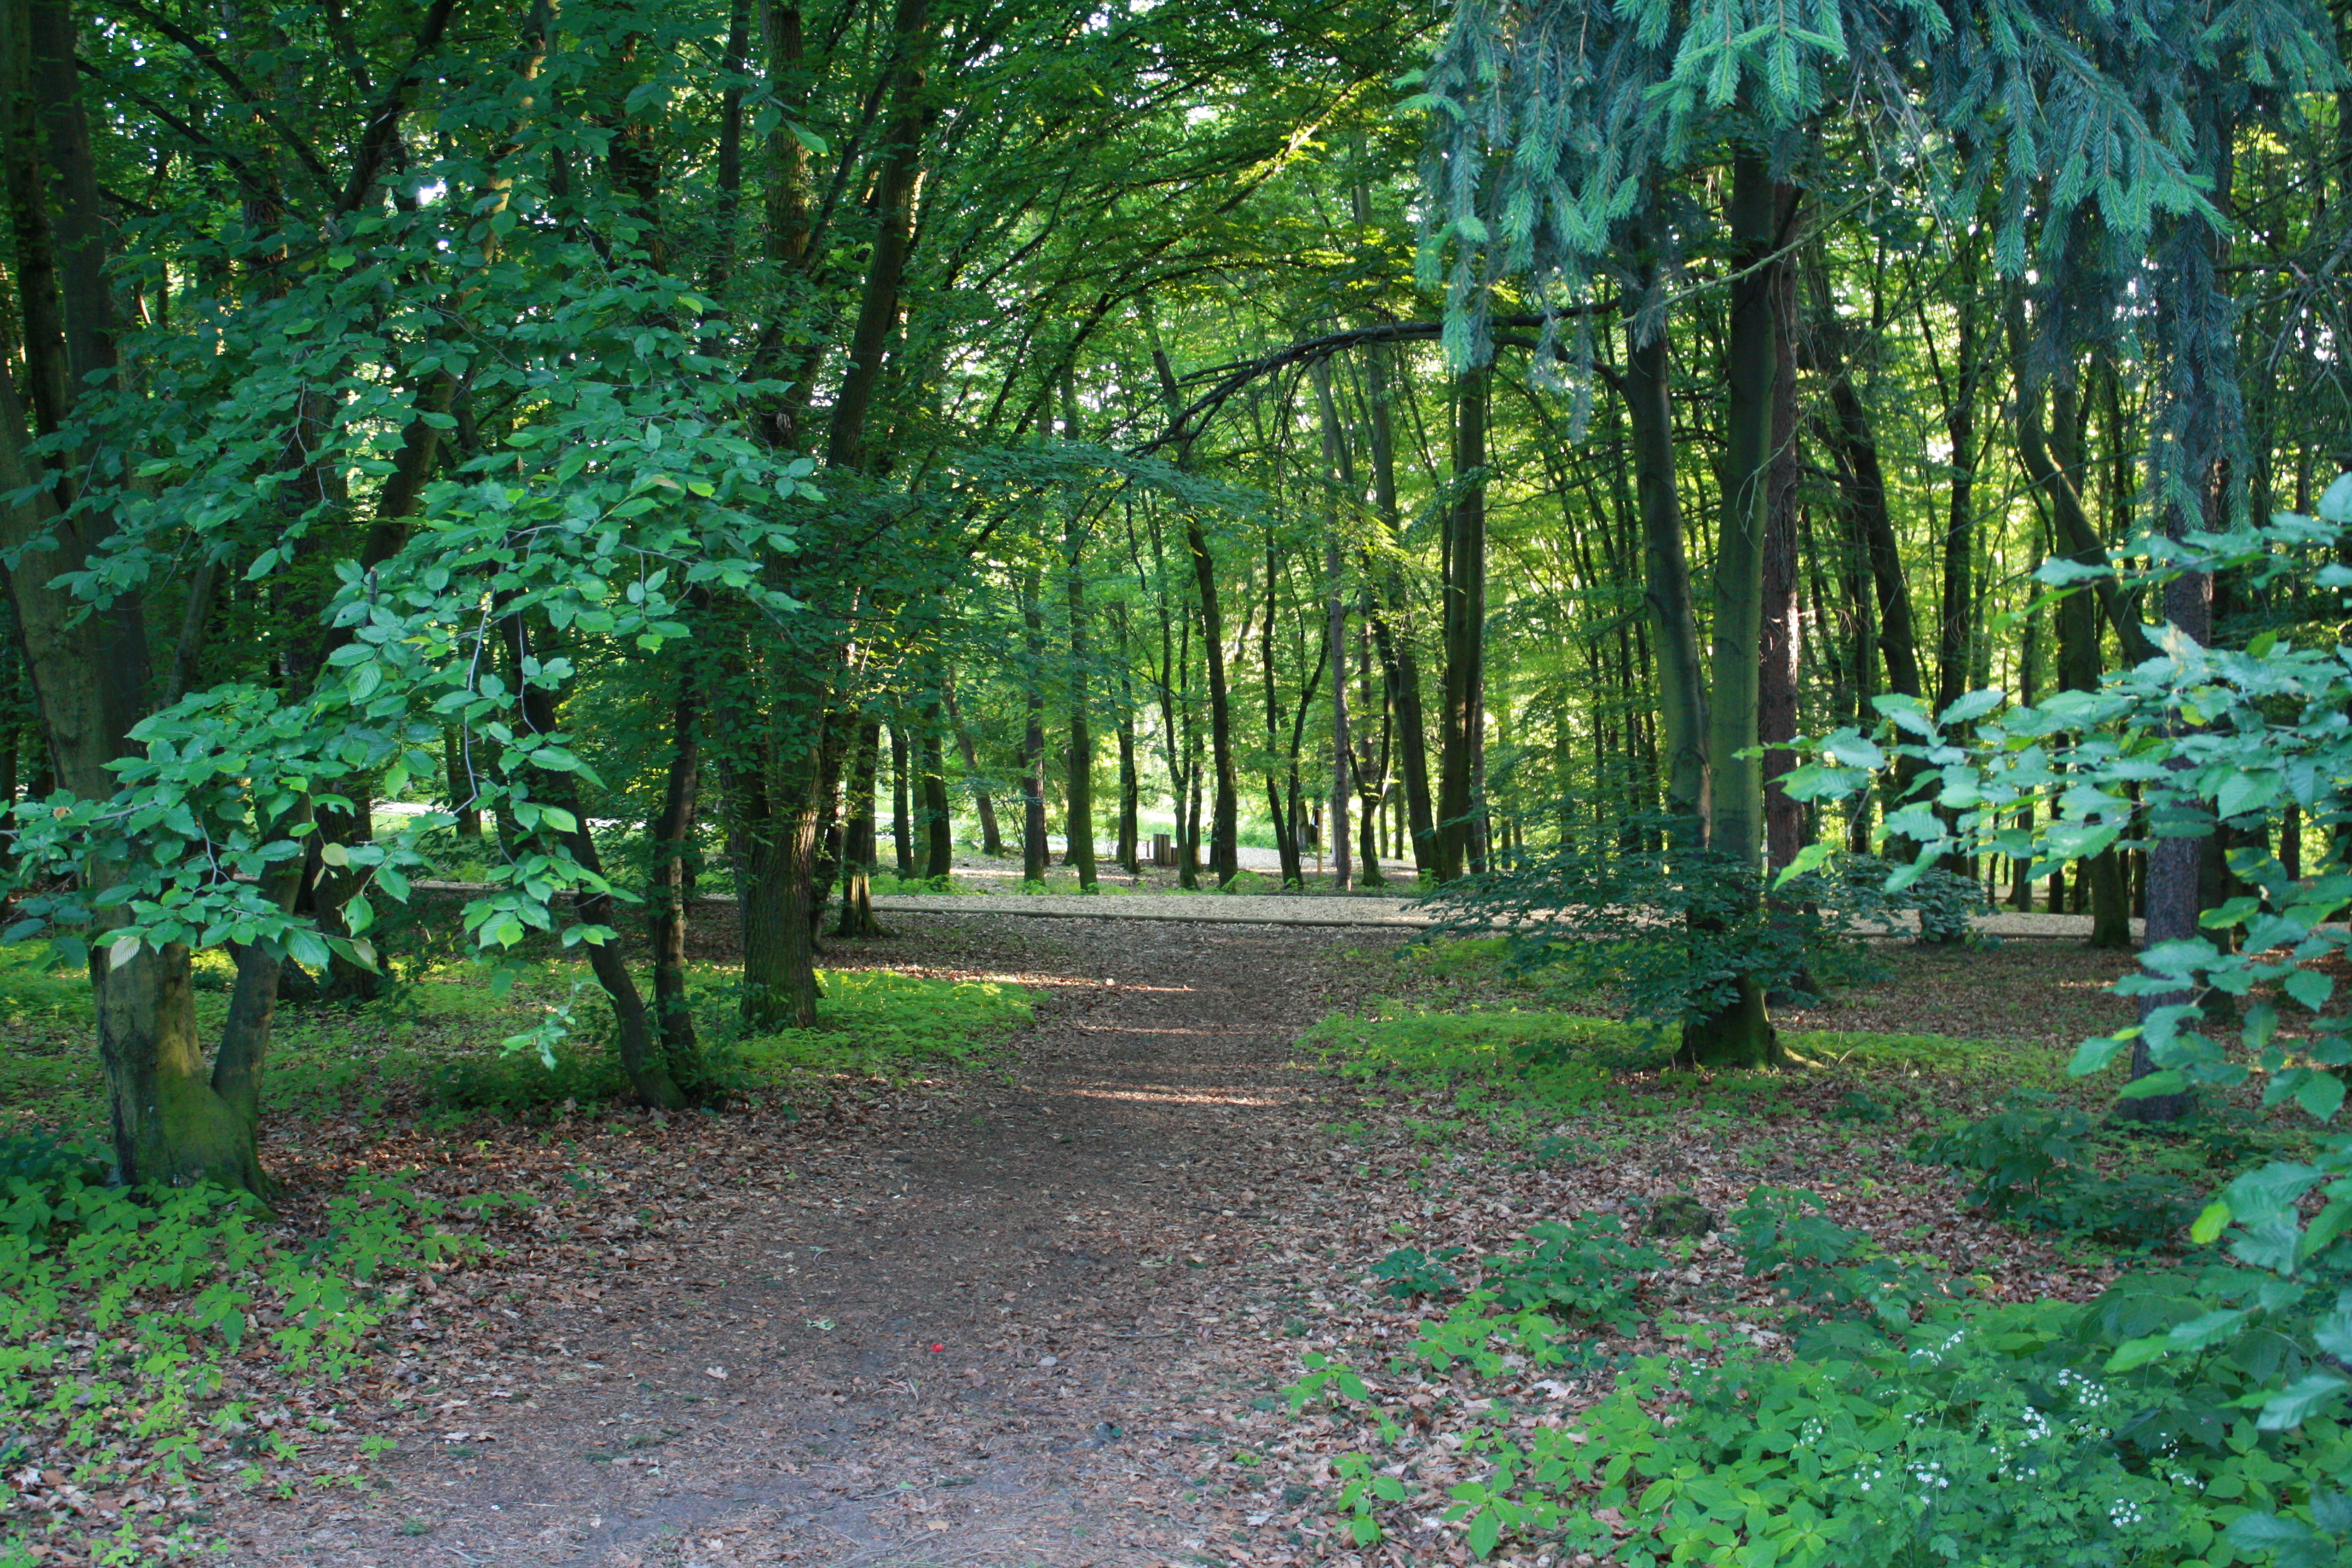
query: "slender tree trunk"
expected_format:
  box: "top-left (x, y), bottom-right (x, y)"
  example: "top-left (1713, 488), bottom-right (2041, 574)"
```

top-left (1681, 158), bottom-right (1784, 1069)
top-left (1624, 258), bottom-right (1709, 837)
top-left (1312, 362), bottom-right (1353, 890)
top-left (889, 722), bottom-right (915, 877)
top-left (835, 720), bottom-right (886, 936)
top-left (1113, 603), bottom-right (1141, 875)
top-left (1021, 570), bottom-right (1050, 883)
top-left (517, 629), bottom-right (691, 1108)
top-left (1351, 214), bottom-right (1435, 873)
top-left (2013, 323), bottom-right (2134, 948)
top-left (651, 671), bottom-right (705, 1070)
top-left (1264, 535), bottom-right (1302, 886)
top-left (942, 681), bottom-right (1003, 858)
top-left (920, 704), bottom-right (952, 878)
top-left (1065, 509), bottom-right (1097, 890)
top-left (1188, 517), bottom-right (1239, 885)
top-left (1436, 366), bottom-right (1488, 881)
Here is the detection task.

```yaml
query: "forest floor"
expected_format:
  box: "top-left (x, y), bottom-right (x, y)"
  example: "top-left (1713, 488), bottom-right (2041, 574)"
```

top-left (174, 914), bottom-right (2171, 1568)
top-left (10, 909), bottom-right (2243, 1568)
top-left (201, 913), bottom-right (1419, 1568)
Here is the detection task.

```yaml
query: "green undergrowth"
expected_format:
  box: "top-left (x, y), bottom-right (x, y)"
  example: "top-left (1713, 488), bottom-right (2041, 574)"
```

top-left (0, 1146), bottom-right (511, 1562)
top-left (1302, 1001), bottom-right (2066, 1114)
top-left (1287, 945), bottom-right (2337, 1565)
top-left (1, 949), bottom-right (1033, 1138)
top-left (1292, 1189), bottom-right (2351, 1565)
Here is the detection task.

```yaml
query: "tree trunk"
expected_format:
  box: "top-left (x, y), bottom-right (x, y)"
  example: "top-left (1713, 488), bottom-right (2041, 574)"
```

top-left (1065, 509), bottom-right (1097, 890)
top-left (942, 681), bottom-right (1003, 858)
top-left (651, 673), bottom-right (704, 1068)
top-left (736, 693), bottom-right (837, 1033)
top-left (835, 720), bottom-right (887, 936)
top-left (1021, 570), bottom-right (1050, 883)
top-left (1112, 602), bottom-right (1142, 875)
top-left (1760, 243), bottom-right (1803, 873)
top-left (1436, 366), bottom-right (1488, 882)
top-left (889, 722), bottom-right (915, 876)
top-left (517, 630), bottom-right (691, 1108)
top-left (1312, 362), bottom-right (1352, 890)
top-left (822, 0), bottom-right (930, 471)
top-left (1189, 515), bottom-right (1239, 886)
top-left (1623, 259), bottom-right (1709, 838)
top-left (1681, 158), bottom-right (1783, 1070)
top-left (920, 704), bottom-right (952, 878)
top-left (2013, 326), bottom-right (2134, 949)
top-left (0, 20), bottom-right (278, 1187)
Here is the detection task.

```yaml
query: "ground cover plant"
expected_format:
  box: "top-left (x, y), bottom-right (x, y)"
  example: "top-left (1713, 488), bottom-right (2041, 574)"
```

top-left (0, 942), bottom-right (1029, 1565)
top-left (1266, 933), bottom-right (2341, 1566)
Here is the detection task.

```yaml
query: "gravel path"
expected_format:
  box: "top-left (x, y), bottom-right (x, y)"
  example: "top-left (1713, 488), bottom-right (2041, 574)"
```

top-left (871, 892), bottom-right (2142, 942)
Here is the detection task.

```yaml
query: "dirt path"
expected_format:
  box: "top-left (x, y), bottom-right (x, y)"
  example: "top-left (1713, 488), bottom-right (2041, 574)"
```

top-left (241, 914), bottom-right (1396, 1568)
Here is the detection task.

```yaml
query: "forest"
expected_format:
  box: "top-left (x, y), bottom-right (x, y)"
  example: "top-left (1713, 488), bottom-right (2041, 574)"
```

top-left (4, 0), bottom-right (2352, 1562)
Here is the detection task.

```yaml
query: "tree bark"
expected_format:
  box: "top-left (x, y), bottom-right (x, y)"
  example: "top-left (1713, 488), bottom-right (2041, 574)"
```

top-left (889, 722), bottom-right (915, 876)
top-left (1436, 366), bottom-right (1488, 882)
top-left (920, 704), bottom-right (952, 878)
top-left (651, 673), bottom-right (705, 1066)
top-left (1623, 261), bottom-right (1709, 838)
top-left (1681, 156), bottom-right (1782, 1070)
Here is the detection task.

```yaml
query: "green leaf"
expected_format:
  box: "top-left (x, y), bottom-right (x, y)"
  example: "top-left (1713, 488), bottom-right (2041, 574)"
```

top-left (1937, 688), bottom-right (2004, 727)
top-left (2068, 1034), bottom-right (2131, 1076)
top-left (2317, 471), bottom-right (2352, 524)
top-left (2227, 1512), bottom-right (2319, 1550)
top-left (2257, 1371), bottom-right (2348, 1431)
top-left (2296, 1072), bottom-right (2347, 1121)
top-left (2285, 968), bottom-right (2334, 1013)
top-left (2190, 1201), bottom-right (2230, 1244)
top-left (1467, 1509), bottom-right (1501, 1559)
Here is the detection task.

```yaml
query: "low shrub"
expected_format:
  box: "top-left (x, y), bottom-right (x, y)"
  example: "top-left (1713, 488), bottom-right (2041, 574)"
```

top-left (1912, 1093), bottom-right (2197, 1249)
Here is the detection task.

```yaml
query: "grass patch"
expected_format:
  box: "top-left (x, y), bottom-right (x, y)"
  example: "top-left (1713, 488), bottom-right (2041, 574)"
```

top-left (2, 954), bottom-right (1034, 1140)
